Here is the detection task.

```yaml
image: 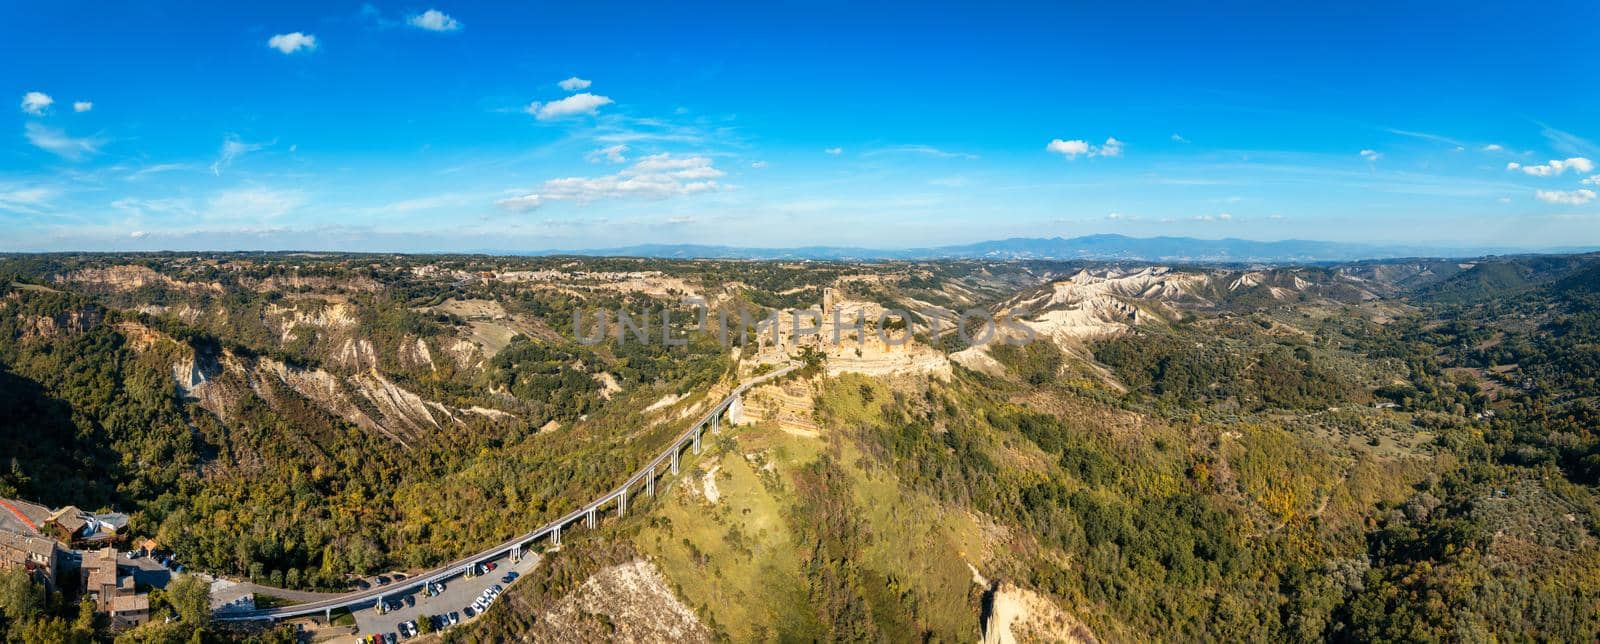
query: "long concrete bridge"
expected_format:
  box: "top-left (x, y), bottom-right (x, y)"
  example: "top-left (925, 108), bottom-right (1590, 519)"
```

top-left (216, 363), bottom-right (798, 623)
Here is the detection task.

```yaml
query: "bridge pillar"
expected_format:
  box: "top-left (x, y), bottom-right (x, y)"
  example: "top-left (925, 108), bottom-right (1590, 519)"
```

top-left (619, 487), bottom-right (628, 517)
top-left (693, 427), bottom-right (702, 454)
top-left (511, 543), bottom-right (521, 562)
top-left (586, 507), bottom-right (596, 529)
top-left (712, 408), bottom-right (721, 434)
top-left (552, 525), bottom-right (561, 546)
top-left (671, 449), bottom-right (680, 475)
top-left (647, 469), bottom-right (655, 496)
top-left (325, 607), bottom-right (331, 624)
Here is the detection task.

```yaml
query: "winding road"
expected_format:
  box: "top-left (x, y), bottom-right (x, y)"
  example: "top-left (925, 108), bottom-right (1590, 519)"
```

top-left (215, 363), bottom-right (799, 622)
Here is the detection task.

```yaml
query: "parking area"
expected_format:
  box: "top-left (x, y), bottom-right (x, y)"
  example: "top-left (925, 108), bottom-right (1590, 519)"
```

top-left (351, 551), bottom-right (542, 639)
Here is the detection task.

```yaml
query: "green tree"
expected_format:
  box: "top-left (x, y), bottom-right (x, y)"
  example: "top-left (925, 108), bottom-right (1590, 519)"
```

top-left (165, 575), bottom-right (213, 632)
top-left (0, 568), bottom-right (42, 624)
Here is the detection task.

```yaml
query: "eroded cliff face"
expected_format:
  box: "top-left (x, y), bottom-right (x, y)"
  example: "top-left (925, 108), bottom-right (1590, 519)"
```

top-left (532, 559), bottom-right (712, 643)
top-left (118, 320), bottom-right (512, 448)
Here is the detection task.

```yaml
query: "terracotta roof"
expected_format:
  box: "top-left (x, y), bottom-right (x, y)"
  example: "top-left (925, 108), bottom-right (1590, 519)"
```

top-left (108, 594), bottom-right (149, 613)
top-left (46, 507), bottom-right (87, 534)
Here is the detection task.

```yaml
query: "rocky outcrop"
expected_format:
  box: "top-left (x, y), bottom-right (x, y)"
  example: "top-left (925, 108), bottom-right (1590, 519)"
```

top-left (532, 559), bottom-right (711, 643)
top-left (56, 265), bottom-right (223, 294)
top-left (981, 582), bottom-right (1097, 644)
top-left (20, 307), bottom-right (102, 341)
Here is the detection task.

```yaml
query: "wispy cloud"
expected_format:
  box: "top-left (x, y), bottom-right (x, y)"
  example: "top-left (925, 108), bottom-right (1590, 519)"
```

top-left (0, 185), bottom-right (57, 215)
top-left (24, 123), bottom-right (103, 160)
top-left (1385, 128), bottom-right (1467, 148)
top-left (559, 77), bottom-right (592, 91)
top-left (1360, 149), bottom-right (1382, 162)
top-left (1535, 189), bottom-right (1596, 205)
top-left (73, 101), bottom-right (93, 113)
top-left (1539, 123), bottom-right (1599, 158)
top-left (127, 163), bottom-right (192, 180)
top-left (497, 153), bottom-right (724, 210)
top-left (865, 144), bottom-right (978, 160)
top-left (211, 134), bottom-right (271, 175)
top-left (206, 187), bottom-right (306, 220)
top-left (585, 144), bottom-right (629, 163)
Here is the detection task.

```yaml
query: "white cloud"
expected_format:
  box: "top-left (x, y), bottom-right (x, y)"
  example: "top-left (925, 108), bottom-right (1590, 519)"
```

top-left (1170, 133), bottom-right (1188, 143)
top-left (211, 134), bottom-right (270, 175)
top-left (1360, 149), bottom-right (1382, 162)
top-left (23, 123), bottom-right (102, 160)
top-left (1481, 144), bottom-right (1503, 152)
top-left (751, 161), bottom-right (768, 169)
top-left (1534, 189), bottom-right (1596, 205)
top-left (73, 101), bottom-right (92, 113)
top-left (1047, 139), bottom-right (1089, 158)
top-left (1508, 157), bottom-right (1595, 177)
top-left (1218, 212), bottom-right (1233, 221)
top-left (524, 92), bottom-right (613, 120)
top-left (499, 153), bottom-right (725, 208)
top-left (1047, 137), bottom-right (1122, 159)
top-left (558, 77), bottom-right (592, 91)
top-left (1583, 175), bottom-right (1600, 186)
top-left (825, 147), bottom-right (843, 155)
top-left (585, 144), bottom-right (629, 163)
top-left (407, 9), bottom-right (460, 32)
top-left (267, 32), bottom-right (317, 54)
top-left (20, 91), bottom-right (52, 115)
top-left (1106, 212), bottom-right (1123, 220)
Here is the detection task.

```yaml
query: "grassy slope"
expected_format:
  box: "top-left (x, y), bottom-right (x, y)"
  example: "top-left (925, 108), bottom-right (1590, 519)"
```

top-left (638, 418), bottom-right (985, 642)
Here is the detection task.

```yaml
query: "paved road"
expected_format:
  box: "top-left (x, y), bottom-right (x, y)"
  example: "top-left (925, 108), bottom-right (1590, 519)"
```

top-left (216, 363), bottom-right (799, 622)
top-left (353, 552), bottom-right (542, 638)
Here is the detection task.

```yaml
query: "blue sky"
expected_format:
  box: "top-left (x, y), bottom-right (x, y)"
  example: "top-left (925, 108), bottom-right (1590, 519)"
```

top-left (4, 1), bottom-right (1600, 252)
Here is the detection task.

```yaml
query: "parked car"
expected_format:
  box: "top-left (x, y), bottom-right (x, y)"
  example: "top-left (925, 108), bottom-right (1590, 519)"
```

top-left (354, 579), bottom-right (371, 590)
top-left (404, 595), bottom-right (415, 607)
top-left (449, 611), bottom-right (460, 625)
top-left (485, 562), bottom-right (497, 571)
top-left (376, 575), bottom-right (391, 586)
top-left (501, 571), bottom-right (518, 583)
top-left (463, 605), bottom-right (475, 618)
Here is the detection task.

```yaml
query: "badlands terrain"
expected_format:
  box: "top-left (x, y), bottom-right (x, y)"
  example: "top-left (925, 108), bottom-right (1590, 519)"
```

top-left (1, 252), bottom-right (1598, 641)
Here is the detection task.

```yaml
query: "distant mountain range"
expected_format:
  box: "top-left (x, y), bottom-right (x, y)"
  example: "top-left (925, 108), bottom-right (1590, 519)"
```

top-left (535, 234), bottom-right (1596, 264)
